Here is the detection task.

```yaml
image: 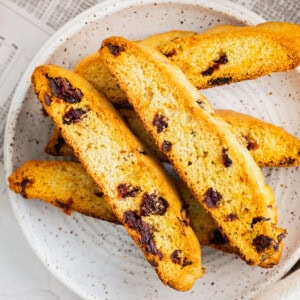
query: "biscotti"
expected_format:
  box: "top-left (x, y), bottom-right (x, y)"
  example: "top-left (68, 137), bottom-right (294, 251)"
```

top-left (31, 64), bottom-right (203, 291)
top-left (46, 108), bottom-right (300, 168)
top-left (8, 159), bottom-right (283, 268)
top-left (217, 110), bottom-right (300, 167)
top-left (75, 22), bottom-right (299, 105)
top-left (158, 22), bottom-right (300, 89)
top-left (99, 36), bottom-right (286, 266)
top-left (8, 160), bottom-right (117, 222)
top-left (74, 30), bottom-right (196, 105)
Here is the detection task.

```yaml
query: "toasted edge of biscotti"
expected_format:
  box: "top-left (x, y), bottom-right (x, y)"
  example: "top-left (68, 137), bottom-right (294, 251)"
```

top-left (217, 110), bottom-right (300, 167)
top-left (158, 22), bottom-right (300, 89)
top-left (8, 160), bottom-right (118, 222)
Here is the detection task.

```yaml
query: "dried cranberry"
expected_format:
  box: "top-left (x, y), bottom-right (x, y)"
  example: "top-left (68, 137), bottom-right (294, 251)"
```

top-left (252, 235), bottom-right (276, 252)
top-left (170, 250), bottom-right (192, 266)
top-left (152, 113), bottom-right (168, 133)
top-left (171, 250), bottom-right (182, 264)
top-left (226, 213), bottom-right (238, 221)
top-left (63, 108), bottom-right (86, 124)
top-left (246, 139), bottom-right (258, 151)
top-left (251, 216), bottom-right (270, 228)
top-left (215, 55), bottom-right (228, 65)
top-left (105, 43), bottom-right (125, 56)
top-left (222, 148), bottom-right (232, 167)
top-left (140, 193), bottom-right (168, 216)
top-left (123, 211), bottom-right (163, 259)
top-left (21, 178), bottom-right (32, 198)
top-left (201, 67), bottom-right (214, 76)
top-left (201, 54), bottom-right (228, 76)
top-left (48, 76), bottom-right (83, 104)
top-left (43, 92), bottom-right (52, 106)
top-left (161, 140), bottom-right (172, 152)
top-left (204, 188), bottom-right (222, 208)
top-left (163, 49), bottom-right (176, 58)
top-left (117, 183), bottom-right (140, 198)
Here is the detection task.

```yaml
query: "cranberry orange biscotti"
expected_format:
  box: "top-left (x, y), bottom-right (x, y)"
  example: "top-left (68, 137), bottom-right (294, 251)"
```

top-left (216, 110), bottom-right (300, 167)
top-left (45, 108), bottom-right (300, 168)
top-left (8, 160), bottom-right (117, 222)
top-left (158, 22), bottom-right (300, 89)
top-left (31, 64), bottom-right (203, 291)
top-left (8, 160), bottom-right (283, 268)
top-left (74, 30), bottom-right (196, 105)
top-left (99, 36), bottom-right (287, 267)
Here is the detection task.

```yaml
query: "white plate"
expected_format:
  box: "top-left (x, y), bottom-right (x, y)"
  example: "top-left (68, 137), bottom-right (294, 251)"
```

top-left (4, 0), bottom-right (300, 299)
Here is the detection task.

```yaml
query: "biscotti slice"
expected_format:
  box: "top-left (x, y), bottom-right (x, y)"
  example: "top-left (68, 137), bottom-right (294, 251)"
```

top-left (158, 22), bottom-right (300, 89)
top-left (99, 36), bottom-right (286, 266)
top-left (74, 30), bottom-right (197, 105)
top-left (74, 52), bottom-right (127, 104)
top-left (8, 159), bottom-right (283, 267)
top-left (46, 108), bottom-right (300, 168)
top-left (45, 109), bottom-right (167, 160)
top-left (8, 160), bottom-right (117, 222)
top-left (31, 64), bottom-right (202, 291)
top-left (217, 110), bottom-right (300, 167)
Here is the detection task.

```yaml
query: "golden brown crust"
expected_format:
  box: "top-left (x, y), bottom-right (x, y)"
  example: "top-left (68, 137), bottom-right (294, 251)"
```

top-left (75, 23), bottom-right (299, 104)
top-left (158, 22), bottom-right (300, 89)
top-left (31, 64), bottom-right (203, 291)
top-left (8, 160), bottom-right (117, 222)
top-left (99, 36), bottom-right (286, 267)
top-left (217, 110), bottom-right (300, 167)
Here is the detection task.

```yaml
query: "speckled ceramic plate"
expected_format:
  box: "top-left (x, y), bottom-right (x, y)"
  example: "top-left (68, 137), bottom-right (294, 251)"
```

top-left (4, 0), bottom-right (300, 299)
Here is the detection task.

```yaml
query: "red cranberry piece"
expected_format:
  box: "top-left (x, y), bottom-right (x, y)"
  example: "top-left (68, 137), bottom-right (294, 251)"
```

top-left (252, 235), bottom-right (276, 252)
top-left (20, 178), bottom-right (32, 198)
top-left (222, 148), bottom-right (232, 167)
top-left (251, 216), bottom-right (270, 228)
top-left (123, 211), bottom-right (163, 259)
top-left (161, 140), bottom-right (172, 152)
top-left (152, 113), bottom-right (168, 133)
top-left (140, 193), bottom-right (168, 216)
top-left (204, 188), bottom-right (222, 208)
top-left (63, 108), bottom-right (86, 124)
top-left (226, 213), bottom-right (238, 221)
top-left (48, 76), bottom-right (83, 104)
top-left (117, 183), bottom-right (140, 198)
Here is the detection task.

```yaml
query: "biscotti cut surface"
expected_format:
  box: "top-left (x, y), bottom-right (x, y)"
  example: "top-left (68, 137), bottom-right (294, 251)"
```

top-left (158, 22), bottom-right (300, 89)
top-left (31, 64), bottom-right (202, 291)
top-left (99, 36), bottom-right (286, 266)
